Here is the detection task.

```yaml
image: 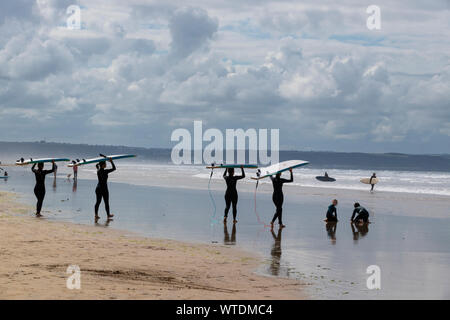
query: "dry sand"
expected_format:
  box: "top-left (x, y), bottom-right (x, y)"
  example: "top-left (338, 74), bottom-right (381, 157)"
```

top-left (0, 191), bottom-right (303, 300)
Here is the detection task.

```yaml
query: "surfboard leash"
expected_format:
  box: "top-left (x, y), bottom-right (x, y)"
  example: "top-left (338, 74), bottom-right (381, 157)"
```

top-left (253, 178), bottom-right (271, 228)
top-left (208, 167), bottom-right (219, 226)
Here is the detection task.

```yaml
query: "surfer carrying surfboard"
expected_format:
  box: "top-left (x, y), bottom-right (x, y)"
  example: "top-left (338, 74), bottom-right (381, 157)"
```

top-left (94, 158), bottom-right (116, 221)
top-left (31, 161), bottom-right (56, 217)
top-left (223, 167), bottom-right (245, 224)
top-left (270, 168), bottom-right (293, 229)
top-left (370, 173), bottom-right (377, 192)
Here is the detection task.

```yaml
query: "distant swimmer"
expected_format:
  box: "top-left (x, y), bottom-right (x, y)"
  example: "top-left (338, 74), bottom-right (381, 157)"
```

top-left (370, 173), bottom-right (377, 192)
top-left (31, 161), bottom-right (56, 217)
top-left (223, 166), bottom-right (245, 224)
top-left (351, 202), bottom-right (370, 224)
top-left (270, 168), bottom-right (293, 229)
top-left (325, 199), bottom-right (338, 222)
top-left (94, 158), bottom-right (116, 221)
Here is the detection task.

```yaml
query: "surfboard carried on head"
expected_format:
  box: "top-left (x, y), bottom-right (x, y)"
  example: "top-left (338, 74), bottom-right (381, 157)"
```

top-left (68, 154), bottom-right (136, 167)
top-left (205, 163), bottom-right (258, 169)
top-left (360, 177), bottom-right (379, 185)
top-left (251, 160), bottom-right (309, 180)
top-left (15, 158), bottom-right (70, 166)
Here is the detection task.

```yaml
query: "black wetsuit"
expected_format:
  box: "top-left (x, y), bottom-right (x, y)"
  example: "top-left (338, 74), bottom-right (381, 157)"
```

top-left (95, 161), bottom-right (116, 217)
top-left (270, 171), bottom-right (293, 225)
top-left (326, 204), bottom-right (338, 222)
top-left (351, 206), bottom-right (369, 223)
top-left (223, 168), bottom-right (245, 220)
top-left (370, 175), bottom-right (376, 191)
top-left (32, 163), bottom-right (56, 214)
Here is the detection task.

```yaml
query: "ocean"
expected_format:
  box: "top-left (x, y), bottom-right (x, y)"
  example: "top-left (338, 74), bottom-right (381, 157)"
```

top-left (0, 142), bottom-right (449, 299)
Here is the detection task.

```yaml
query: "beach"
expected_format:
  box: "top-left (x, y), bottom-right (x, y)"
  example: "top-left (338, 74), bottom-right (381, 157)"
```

top-left (0, 191), bottom-right (303, 299)
top-left (0, 163), bottom-right (449, 299)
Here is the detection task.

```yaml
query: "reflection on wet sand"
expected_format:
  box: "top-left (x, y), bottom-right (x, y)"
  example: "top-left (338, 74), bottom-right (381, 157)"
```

top-left (270, 228), bottom-right (283, 276)
top-left (351, 223), bottom-right (369, 242)
top-left (72, 179), bottom-right (77, 193)
top-left (223, 223), bottom-right (236, 245)
top-left (325, 222), bottom-right (337, 244)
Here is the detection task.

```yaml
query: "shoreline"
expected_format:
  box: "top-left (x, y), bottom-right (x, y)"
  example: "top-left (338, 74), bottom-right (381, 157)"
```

top-left (0, 191), bottom-right (304, 299)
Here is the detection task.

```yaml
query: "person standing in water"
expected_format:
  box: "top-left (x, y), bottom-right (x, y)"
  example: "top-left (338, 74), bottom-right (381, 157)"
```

top-left (73, 164), bottom-right (78, 181)
top-left (369, 172), bottom-right (377, 192)
top-left (351, 202), bottom-right (370, 224)
top-left (94, 158), bottom-right (116, 221)
top-left (223, 166), bottom-right (245, 224)
top-left (325, 199), bottom-right (338, 222)
top-left (270, 168), bottom-right (293, 229)
top-left (31, 161), bottom-right (56, 217)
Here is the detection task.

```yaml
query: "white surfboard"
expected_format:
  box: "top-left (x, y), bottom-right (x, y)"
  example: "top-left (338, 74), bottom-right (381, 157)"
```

top-left (68, 154), bottom-right (136, 167)
top-left (251, 160), bottom-right (309, 180)
top-left (360, 177), bottom-right (379, 185)
top-left (15, 157), bottom-right (70, 166)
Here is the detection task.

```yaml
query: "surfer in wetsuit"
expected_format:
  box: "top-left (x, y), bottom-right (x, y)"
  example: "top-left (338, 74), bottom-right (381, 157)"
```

top-left (270, 168), bottom-right (293, 229)
top-left (94, 158), bottom-right (116, 221)
top-left (31, 161), bottom-right (56, 217)
top-left (325, 199), bottom-right (338, 222)
top-left (351, 202), bottom-right (370, 224)
top-left (369, 173), bottom-right (377, 192)
top-left (223, 166), bottom-right (245, 224)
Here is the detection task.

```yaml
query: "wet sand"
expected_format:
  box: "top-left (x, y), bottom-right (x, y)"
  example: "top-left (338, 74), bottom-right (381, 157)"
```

top-left (0, 191), bottom-right (303, 300)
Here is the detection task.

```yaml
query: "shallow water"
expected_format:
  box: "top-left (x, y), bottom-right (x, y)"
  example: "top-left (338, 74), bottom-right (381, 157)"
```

top-left (1, 165), bottom-right (449, 299)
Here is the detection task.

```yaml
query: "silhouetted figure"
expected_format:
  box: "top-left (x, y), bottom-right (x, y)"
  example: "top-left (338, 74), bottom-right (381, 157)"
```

top-left (223, 223), bottom-right (236, 245)
top-left (32, 161), bottom-right (56, 217)
top-left (270, 228), bottom-right (283, 276)
top-left (270, 168), bottom-right (293, 229)
top-left (223, 166), bottom-right (245, 224)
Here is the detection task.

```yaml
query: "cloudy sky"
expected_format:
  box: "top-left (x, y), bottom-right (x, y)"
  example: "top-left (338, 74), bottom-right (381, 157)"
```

top-left (0, 0), bottom-right (449, 153)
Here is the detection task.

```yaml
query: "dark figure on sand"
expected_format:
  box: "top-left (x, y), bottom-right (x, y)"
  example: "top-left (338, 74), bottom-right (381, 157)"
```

top-left (370, 173), bottom-right (377, 192)
top-left (223, 166), bottom-right (245, 224)
top-left (95, 158), bottom-right (116, 221)
top-left (325, 199), bottom-right (338, 222)
top-left (351, 202), bottom-right (370, 224)
top-left (270, 168), bottom-right (293, 229)
top-left (32, 161), bottom-right (56, 217)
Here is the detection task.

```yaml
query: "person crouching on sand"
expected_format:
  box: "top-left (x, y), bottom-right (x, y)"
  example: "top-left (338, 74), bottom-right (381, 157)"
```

top-left (351, 202), bottom-right (370, 224)
top-left (325, 199), bottom-right (338, 222)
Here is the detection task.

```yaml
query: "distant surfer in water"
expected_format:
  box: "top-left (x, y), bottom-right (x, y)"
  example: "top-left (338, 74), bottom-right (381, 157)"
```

top-left (32, 161), bottom-right (56, 217)
top-left (94, 158), bottom-right (116, 221)
top-left (325, 199), bottom-right (338, 222)
top-left (223, 166), bottom-right (245, 224)
top-left (270, 168), bottom-right (293, 229)
top-left (351, 202), bottom-right (370, 224)
top-left (369, 173), bottom-right (377, 192)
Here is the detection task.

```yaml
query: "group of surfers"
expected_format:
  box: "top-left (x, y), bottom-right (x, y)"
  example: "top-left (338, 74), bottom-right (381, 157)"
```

top-left (222, 166), bottom-right (370, 229)
top-left (28, 161), bottom-right (370, 227)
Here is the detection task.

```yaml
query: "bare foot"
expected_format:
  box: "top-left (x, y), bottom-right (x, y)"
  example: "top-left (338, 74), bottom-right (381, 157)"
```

top-left (223, 217), bottom-right (227, 224)
top-left (233, 220), bottom-right (237, 224)
top-left (107, 214), bottom-right (114, 218)
top-left (280, 224), bottom-right (286, 228)
top-left (35, 213), bottom-right (42, 218)
top-left (95, 215), bottom-right (100, 221)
